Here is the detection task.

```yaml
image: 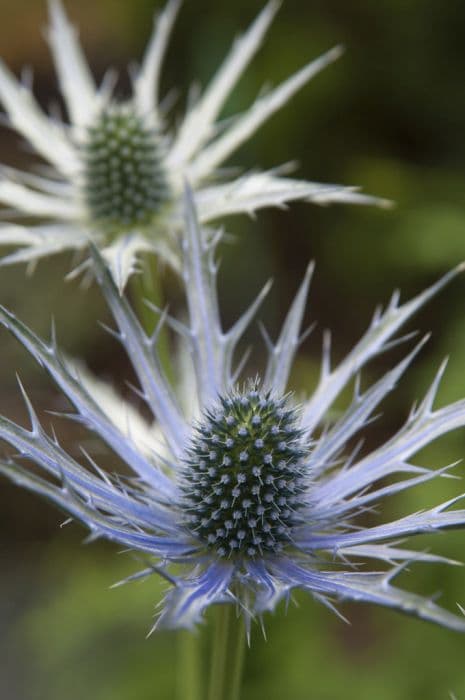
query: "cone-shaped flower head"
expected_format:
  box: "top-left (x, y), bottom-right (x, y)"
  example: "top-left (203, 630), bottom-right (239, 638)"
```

top-left (82, 104), bottom-right (171, 233)
top-left (183, 390), bottom-right (308, 558)
top-left (1, 191), bottom-right (465, 633)
top-left (0, 0), bottom-right (389, 291)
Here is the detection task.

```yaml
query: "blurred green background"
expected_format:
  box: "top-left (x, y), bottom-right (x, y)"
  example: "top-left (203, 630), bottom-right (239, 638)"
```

top-left (1, 0), bottom-right (465, 698)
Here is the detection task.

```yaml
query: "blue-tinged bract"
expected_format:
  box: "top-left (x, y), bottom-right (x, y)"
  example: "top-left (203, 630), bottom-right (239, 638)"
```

top-left (1, 190), bottom-right (465, 634)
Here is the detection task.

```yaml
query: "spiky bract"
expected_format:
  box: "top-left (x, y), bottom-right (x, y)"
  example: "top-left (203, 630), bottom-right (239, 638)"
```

top-left (1, 192), bottom-right (465, 633)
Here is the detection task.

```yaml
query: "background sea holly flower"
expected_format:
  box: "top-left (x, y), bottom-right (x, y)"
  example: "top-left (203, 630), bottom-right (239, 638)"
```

top-left (0, 0), bottom-right (389, 291)
top-left (1, 189), bottom-right (465, 634)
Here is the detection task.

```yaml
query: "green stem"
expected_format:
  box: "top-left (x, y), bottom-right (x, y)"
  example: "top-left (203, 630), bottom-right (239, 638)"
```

top-left (208, 605), bottom-right (231, 700)
top-left (130, 258), bottom-right (202, 696)
top-left (129, 256), bottom-right (174, 385)
top-left (228, 614), bottom-right (246, 700)
top-left (176, 631), bottom-right (203, 700)
top-left (208, 605), bottom-right (246, 700)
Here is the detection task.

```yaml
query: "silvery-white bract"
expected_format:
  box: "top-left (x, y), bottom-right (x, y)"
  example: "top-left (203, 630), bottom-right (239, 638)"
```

top-left (1, 189), bottom-right (465, 634)
top-left (0, 0), bottom-right (389, 291)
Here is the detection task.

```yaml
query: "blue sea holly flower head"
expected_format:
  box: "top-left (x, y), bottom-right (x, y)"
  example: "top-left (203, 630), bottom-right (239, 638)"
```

top-left (1, 190), bottom-right (465, 633)
top-left (0, 0), bottom-right (389, 291)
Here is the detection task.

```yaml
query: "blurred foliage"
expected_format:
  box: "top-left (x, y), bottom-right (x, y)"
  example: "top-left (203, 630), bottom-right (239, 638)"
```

top-left (1, 0), bottom-right (465, 698)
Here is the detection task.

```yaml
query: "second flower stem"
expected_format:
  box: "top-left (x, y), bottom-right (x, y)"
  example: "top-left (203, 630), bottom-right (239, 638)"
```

top-left (208, 604), bottom-right (246, 700)
top-left (176, 631), bottom-right (203, 700)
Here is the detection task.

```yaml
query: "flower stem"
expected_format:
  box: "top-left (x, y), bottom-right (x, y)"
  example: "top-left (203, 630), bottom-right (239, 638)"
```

top-left (208, 604), bottom-right (246, 700)
top-left (208, 605), bottom-right (231, 700)
top-left (228, 612), bottom-right (246, 700)
top-left (176, 631), bottom-right (203, 700)
top-left (129, 256), bottom-right (174, 385)
top-left (130, 258), bottom-right (203, 698)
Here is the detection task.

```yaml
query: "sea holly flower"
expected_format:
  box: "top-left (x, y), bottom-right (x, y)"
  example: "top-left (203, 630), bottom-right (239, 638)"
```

top-left (0, 0), bottom-right (389, 291)
top-left (1, 190), bottom-right (465, 634)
